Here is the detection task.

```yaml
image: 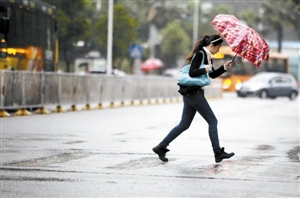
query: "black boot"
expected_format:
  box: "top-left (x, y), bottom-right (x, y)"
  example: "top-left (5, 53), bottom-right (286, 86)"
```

top-left (214, 147), bottom-right (234, 163)
top-left (152, 145), bottom-right (169, 162)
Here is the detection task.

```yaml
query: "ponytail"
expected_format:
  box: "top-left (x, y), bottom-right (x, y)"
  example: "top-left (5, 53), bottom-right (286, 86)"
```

top-left (186, 34), bottom-right (223, 62)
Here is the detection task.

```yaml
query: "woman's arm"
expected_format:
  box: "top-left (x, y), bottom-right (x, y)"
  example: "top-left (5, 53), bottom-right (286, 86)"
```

top-left (189, 52), bottom-right (207, 77)
top-left (189, 52), bottom-right (233, 79)
top-left (209, 60), bottom-right (233, 79)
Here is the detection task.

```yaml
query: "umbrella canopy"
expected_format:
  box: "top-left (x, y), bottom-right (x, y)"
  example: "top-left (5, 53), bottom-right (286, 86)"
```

top-left (212, 14), bottom-right (269, 68)
top-left (141, 58), bottom-right (164, 72)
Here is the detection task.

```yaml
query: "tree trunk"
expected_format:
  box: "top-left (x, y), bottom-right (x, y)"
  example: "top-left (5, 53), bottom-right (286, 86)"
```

top-left (63, 49), bottom-right (71, 72)
top-left (277, 24), bottom-right (283, 53)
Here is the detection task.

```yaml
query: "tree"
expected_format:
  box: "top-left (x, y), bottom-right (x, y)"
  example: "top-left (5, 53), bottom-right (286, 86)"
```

top-left (283, 0), bottom-right (300, 40)
top-left (292, 0), bottom-right (300, 11)
top-left (262, 1), bottom-right (286, 52)
top-left (43, 0), bottom-right (90, 72)
top-left (94, 4), bottom-right (138, 72)
top-left (160, 21), bottom-right (190, 68)
top-left (262, 0), bottom-right (300, 52)
top-left (200, 4), bottom-right (236, 38)
top-left (119, 0), bottom-right (156, 42)
top-left (239, 9), bottom-right (261, 31)
top-left (120, 0), bottom-right (188, 43)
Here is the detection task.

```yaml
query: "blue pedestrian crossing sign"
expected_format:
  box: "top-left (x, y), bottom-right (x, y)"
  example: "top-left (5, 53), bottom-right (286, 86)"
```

top-left (130, 45), bottom-right (142, 58)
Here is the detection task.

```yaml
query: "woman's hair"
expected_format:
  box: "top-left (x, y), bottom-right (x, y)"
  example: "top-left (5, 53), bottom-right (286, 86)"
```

top-left (186, 34), bottom-right (223, 62)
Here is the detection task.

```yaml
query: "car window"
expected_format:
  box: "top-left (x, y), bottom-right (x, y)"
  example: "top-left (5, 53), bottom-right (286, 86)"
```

top-left (281, 77), bottom-right (291, 83)
top-left (270, 77), bottom-right (281, 84)
top-left (250, 74), bottom-right (267, 82)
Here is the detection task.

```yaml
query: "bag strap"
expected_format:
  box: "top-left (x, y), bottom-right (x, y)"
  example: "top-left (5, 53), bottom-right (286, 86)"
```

top-left (190, 51), bottom-right (205, 69)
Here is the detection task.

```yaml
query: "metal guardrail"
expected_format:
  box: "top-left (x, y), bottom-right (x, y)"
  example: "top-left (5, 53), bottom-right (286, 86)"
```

top-left (0, 71), bottom-right (222, 116)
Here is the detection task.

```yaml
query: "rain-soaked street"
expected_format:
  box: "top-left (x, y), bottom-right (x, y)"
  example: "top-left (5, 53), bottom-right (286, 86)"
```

top-left (1, 93), bottom-right (299, 197)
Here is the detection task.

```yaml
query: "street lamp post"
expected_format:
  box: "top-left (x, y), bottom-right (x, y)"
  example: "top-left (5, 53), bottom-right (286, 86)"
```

top-left (106, 0), bottom-right (113, 75)
top-left (193, 0), bottom-right (200, 45)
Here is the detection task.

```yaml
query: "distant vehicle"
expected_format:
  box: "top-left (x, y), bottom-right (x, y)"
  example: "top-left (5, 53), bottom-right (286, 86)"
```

top-left (74, 57), bottom-right (107, 74)
top-left (236, 72), bottom-right (299, 100)
top-left (74, 57), bottom-right (127, 76)
top-left (163, 68), bottom-right (180, 78)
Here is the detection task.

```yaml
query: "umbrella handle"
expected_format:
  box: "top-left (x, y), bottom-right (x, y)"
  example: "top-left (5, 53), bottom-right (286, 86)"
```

top-left (231, 54), bottom-right (237, 63)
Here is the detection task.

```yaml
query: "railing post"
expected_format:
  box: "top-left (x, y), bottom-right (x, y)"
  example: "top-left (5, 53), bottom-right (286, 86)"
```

top-left (0, 70), bottom-right (10, 117)
top-left (34, 72), bottom-right (49, 114)
top-left (110, 76), bottom-right (115, 108)
top-left (98, 81), bottom-right (103, 109)
top-left (15, 72), bottom-right (31, 116)
top-left (83, 75), bottom-right (91, 110)
top-left (55, 73), bottom-right (64, 113)
top-left (70, 75), bottom-right (78, 111)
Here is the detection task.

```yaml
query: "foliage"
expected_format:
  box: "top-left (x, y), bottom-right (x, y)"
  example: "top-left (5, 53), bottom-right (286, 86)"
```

top-left (94, 4), bottom-right (138, 71)
top-left (43, 0), bottom-right (90, 71)
top-left (291, 0), bottom-right (300, 11)
top-left (239, 10), bottom-right (261, 30)
top-left (262, 0), bottom-right (300, 52)
top-left (119, 0), bottom-right (157, 42)
top-left (160, 21), bottom-right (191, 68)
top-left (43, 0), bottom-right (90, 49)
top-left (118, 1), bottom-right (193, 68)
top-left (283, 0), bottom-right (300, 38)
top-left (41, 0), bottom-right (299, 72)
top-left (198, 4), bottom-right (235, 43)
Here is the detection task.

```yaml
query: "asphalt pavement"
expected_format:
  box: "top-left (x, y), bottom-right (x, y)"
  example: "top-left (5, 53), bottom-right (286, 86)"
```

top-left (1, 93), bottom-right (299, 197)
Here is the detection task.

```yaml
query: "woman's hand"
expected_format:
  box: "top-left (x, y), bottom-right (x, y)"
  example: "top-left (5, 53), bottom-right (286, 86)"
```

top-left (205, 65), bottom-right (212, 72)
top-left (224, 60), bottom-right (233, 70)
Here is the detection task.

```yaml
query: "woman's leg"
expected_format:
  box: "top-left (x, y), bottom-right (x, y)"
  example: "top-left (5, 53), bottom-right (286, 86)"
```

top-left (159, 96), bottom-right (196, 148)
top-left (190, 90), bottom-right (220, 153)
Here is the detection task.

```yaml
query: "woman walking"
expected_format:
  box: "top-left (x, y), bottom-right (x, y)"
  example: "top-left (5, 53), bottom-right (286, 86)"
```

top-left (153, 34), bottom-right (234, 163)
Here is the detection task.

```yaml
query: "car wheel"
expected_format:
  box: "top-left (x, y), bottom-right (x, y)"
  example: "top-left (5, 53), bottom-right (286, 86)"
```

top-left (289, 91), bottom-right (297, 101)
top-left (260, 90), bottom-right (268, 99)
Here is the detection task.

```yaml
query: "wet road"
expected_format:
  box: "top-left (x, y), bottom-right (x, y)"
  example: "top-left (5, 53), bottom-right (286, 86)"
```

top-left (1, 93), bottom-right (299, 197)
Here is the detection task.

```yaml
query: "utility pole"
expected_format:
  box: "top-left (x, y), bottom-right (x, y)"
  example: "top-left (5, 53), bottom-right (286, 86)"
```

top-left (106, 0), bottom-right (113, 75)
top-left (193, 0), bottom-right (199, 45)
top-left (298, 49), bottom-right (300, 82)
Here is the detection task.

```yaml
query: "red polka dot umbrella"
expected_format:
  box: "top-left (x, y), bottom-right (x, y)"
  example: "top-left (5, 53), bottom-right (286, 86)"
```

top-left (212, 14), bottom-right (269, 68)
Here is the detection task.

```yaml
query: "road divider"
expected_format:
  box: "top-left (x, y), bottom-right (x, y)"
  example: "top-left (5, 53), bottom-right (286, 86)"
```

top-left (0, 71), bottom-right (222, 117)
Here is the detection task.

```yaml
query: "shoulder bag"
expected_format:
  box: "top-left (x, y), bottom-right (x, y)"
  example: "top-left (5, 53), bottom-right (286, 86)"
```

top-left (178, 51), bottom-right (211, 87)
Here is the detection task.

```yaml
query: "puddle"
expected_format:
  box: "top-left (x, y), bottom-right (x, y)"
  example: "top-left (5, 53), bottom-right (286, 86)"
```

top-left (195, 163), bottom-right (230, 175)
top-left (194, 160), bottom-right (247, 176)
top-left (107, 157), bottom-right (166, 170)
top-left (146, 126), bottom-right (157, 130)
top-left (0, 150), bottom-right (17, 154)
top-left (255, 145), bottom-right (275, 151)
top-left (287, 146), bottom-right (300, 162)
top-left (7, 153), bottom-right (91, 167)
top-left (113, 133), bottom-right (126, 136)
top-left (0, 176), bottom-right (76, 182)
top-left (65, 141), bottom-right (85, 144)
top-left (193, 155), bottom-right (273, 176)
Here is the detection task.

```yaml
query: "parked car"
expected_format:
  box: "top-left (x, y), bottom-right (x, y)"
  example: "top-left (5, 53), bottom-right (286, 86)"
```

top-left (236, 72), bottom-right (299, 100)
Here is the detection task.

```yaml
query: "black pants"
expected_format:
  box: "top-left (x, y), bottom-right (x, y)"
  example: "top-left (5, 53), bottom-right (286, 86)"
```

top-left (159, 89), bottom-right (221, 153)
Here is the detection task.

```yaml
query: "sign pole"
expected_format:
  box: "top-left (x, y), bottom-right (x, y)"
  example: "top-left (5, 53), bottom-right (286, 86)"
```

top-left (130, 44), bottom-right (143, 75)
